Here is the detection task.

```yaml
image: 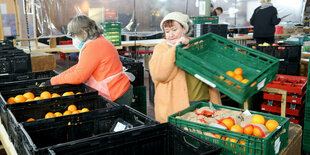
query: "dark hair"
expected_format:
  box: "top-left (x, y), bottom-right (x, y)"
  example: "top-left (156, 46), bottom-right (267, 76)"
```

top-left (162, 20), bottom-right (193, 37)
top-left (211, 3), bottom-right (214, 8)
top-left (216, 7), bottom-right (223, 13)
top-left (162, 20), bottom-right (176, 29)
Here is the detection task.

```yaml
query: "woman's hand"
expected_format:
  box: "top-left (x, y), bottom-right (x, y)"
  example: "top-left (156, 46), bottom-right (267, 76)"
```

top-left (175, 37), bottom-right (189, 49)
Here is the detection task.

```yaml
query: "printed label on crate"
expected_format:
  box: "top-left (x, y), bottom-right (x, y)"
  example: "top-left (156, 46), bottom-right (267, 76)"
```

top-left (113, 122), bottom-right (126, 132)
top-left (262, 108), bottom-right (265, 110)
top-left (257, 78), bottom-right (266, 90)
top-left (195, 74), bottom-right (216, 88)
top-left (292, 100), bottom-right (296, 103)
top-left (279, 59), bottom-right (285, 62)
top-left (274, 137), bottom-right (281, 154)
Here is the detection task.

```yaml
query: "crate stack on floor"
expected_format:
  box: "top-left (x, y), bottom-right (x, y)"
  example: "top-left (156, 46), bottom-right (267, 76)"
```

top-left (101, 22), bottom-right (122, 46)
top-left (303, 58), bottom-right (310, 153)
top-left (261, 74), bottom-right (307, 125)
top-left (248, 43), bottom-right (301, 75)
top-left (119, 56), bottom-right (146, 114)
top-left (191, 16), bottom-right (228, 38)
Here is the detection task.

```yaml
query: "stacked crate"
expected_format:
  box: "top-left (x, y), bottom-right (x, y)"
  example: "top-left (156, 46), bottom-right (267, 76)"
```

top-left (101, 22), bottom-right (121, 46)
top-left (261, 74), bottom-right (307, 125)
top-left (119, 56), bottom-right (146, 114)
top-left (0, 45), bottom-right (32, 74)
top-left (303, 57), bottom-right (310, 152)
top-left (248, 43), bottom-right (301, 75)
top-left (193, 24), bottom-right (228, 38)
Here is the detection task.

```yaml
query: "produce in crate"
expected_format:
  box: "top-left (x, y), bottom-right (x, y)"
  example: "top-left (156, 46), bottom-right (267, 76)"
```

top-left (6, 91), bottom-right (80, 104)
top-left (28, 105), bottom-right (91, 120)
top-left (176, 106), bottom-right (279, 139)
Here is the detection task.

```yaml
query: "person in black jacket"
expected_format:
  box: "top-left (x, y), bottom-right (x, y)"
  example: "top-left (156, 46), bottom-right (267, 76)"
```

top-left (250, 0), bottom-right (281, 44)
top-left (211, 7), bottom-right (223, 16)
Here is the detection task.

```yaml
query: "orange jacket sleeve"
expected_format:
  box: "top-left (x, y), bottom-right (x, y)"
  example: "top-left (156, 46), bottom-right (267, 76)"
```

top-left (51, 45), bottom-right (102, 85)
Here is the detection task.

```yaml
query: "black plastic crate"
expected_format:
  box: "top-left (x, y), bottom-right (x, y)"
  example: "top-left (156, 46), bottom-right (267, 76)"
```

top-left (148, 71), bottom-right (155, 106)
top-left (0, 53), bottom-right (32, 74)
top-left (48, 123), bottom-right (222, 155)
top-left (247, 43), bottom-right (301, 62)
top-left (18, 105), bottom-right (158, 154)
top-left (0, 84), bottom-right (98, 132)
top-left (7, 95), bottom-right (117, 150)
top-left (0, 70), bottom-right (58, 91)
top-left (120, 56), bottom-right (144, 86)
top-left (278, 61), bottom-right (300, 75)
top-left (194, 24), bottom-right (228, 38)
top-left (0, 70), bottom-right (57, 83)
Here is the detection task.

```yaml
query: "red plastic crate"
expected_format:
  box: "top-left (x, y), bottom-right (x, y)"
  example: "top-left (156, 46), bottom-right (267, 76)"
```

top-left (59, 40), bottom-right (72, 45)
top-left (261, 100), bottom-right (304, 117)
top-left (265, 74), bottom-right (307, 95)
top-left (263, 92), bottom-right (305, 104)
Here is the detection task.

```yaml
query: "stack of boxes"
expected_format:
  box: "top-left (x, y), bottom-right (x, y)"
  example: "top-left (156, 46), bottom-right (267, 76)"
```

top-left (248, 43), bottom-right (301, 75)
top-left (101, 22), bottom-right (121, 46)
top-left (261, 74), bottom-right (307, 125)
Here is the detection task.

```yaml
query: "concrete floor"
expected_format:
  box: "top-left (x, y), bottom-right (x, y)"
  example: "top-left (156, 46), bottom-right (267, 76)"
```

top-left (55, 53), bottom-right (155, 119)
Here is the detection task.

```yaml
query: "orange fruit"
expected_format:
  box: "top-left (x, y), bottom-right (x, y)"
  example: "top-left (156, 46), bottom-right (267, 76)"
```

top-left (45, 112), bottom-right (56, 119)
top-left (218, 76), bottom-right (224, 80)
top-left (23, 92), bottom-right (35, 100)
top-left (63, 110), bottom-right (72, 116)
top-left (78, 110), bottom-right (82, 113)
top-left (230, 125), bottom-right (243, 134)
top-left (251, 82), bottom-right (257, 87)
top-left (76, 92), bottom-right (82, 94)
top-left (252, 115), bottom-right (265, 124)
top-left (225, 80), bottom-right (234, 85)
top-left (265, 120), bottom-right (279, 132)
top-left (40, 91), bottom-right (52, 99)
top-left (54, 112), bottom-right (63, 117)
top-left (27, 118), bottom-right (35, 122)
top-left (68, 105), bottom-right (77, 112)
top-left (233, 75), bottom-right (243, 82)
top-left (62, 91), bottom-right (75, 96)
top-left (34, 97), bottom-right (43, 100)
top-left (226, 71), bottom-right (235, 77)
top-left (234, 68), bottom-right (243, 75)
top-left (7, 97), bottom-right (16, 104)
top-left (52, 93), bottom-right (61, 98)
top-left (239, 140), bottom-right (246, 145)
top-left (72, 110), bottom-right (80, 114)
top-left (243, 124), bottom-right (254, 135)
top-left (14, 95), bottom-right (27, 103)
top-left (253, 126), bottom-right (265, 137)
top-left (221, 118), bottom-right (235, 130)
top-left (241, 79), bottom-right (249, 84)
top-left (81, 108), bottom-right (89, 112)
top-left (26, 98), bottom-right (34, 102)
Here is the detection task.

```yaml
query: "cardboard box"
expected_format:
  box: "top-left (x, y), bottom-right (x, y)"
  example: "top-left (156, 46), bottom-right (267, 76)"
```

top-left (30, 52), bottom-right (56, 72)
top-left (280, 122), bottom-right (302, 155)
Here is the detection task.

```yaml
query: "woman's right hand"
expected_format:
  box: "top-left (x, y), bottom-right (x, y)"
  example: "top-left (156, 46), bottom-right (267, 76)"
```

top-left (176, 36), bottom-right (189, 49)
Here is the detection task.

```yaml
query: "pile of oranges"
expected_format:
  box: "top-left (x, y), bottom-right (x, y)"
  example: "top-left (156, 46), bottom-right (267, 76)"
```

top-left (215, 115), bottom-right (279, 146)
top-left (7, 91), bottom-right (82, 104)
top-left (224, 68), bottom-right (249, 84)
top-left (27, 105), bottom-right (90, 122)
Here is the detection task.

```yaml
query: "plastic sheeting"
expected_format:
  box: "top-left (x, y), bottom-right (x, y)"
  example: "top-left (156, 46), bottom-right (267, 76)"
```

top-left (212, 0), bottom-right (306, 27)
top-left (34, 0), bottom-right (199, 38)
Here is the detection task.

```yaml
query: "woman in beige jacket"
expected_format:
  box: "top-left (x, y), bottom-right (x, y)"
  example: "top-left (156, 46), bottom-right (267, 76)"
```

top-left (149, 12), bottom-right (222, 123)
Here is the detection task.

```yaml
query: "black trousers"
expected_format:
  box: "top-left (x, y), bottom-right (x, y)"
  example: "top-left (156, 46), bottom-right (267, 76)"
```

top-left (254, 37), bottom-right (275, 44)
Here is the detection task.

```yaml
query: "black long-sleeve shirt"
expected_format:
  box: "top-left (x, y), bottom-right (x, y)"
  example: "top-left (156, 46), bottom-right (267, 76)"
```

top-left (250, 6), bottom-right (281, 38)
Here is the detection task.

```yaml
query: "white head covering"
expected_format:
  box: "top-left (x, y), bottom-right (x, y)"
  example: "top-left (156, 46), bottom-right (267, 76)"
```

top-left (160, 12), bottom-right (190, 33)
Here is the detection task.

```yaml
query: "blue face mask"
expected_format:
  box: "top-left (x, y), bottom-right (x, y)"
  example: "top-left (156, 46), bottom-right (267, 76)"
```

top-left (78, 41), bottom-right (85, 51)
top-left (167, 42), bottom-right (175, 46)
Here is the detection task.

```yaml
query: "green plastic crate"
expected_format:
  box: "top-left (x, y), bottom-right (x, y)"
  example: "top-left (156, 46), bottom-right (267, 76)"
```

top-left (131, 86), bottom-right (146, 115)
top-left (168, 102), bottom-right (289, 155)
top-left (191, 16), bottom-right (219, 24)
top-left (303, 126), bottom-right (310, 152)
top-left (175, 33), bottom-right (279, 104)
top-left (103, 27), bottom-right (121, 32)
top-left (104, 34), bottom-right (121, 40)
